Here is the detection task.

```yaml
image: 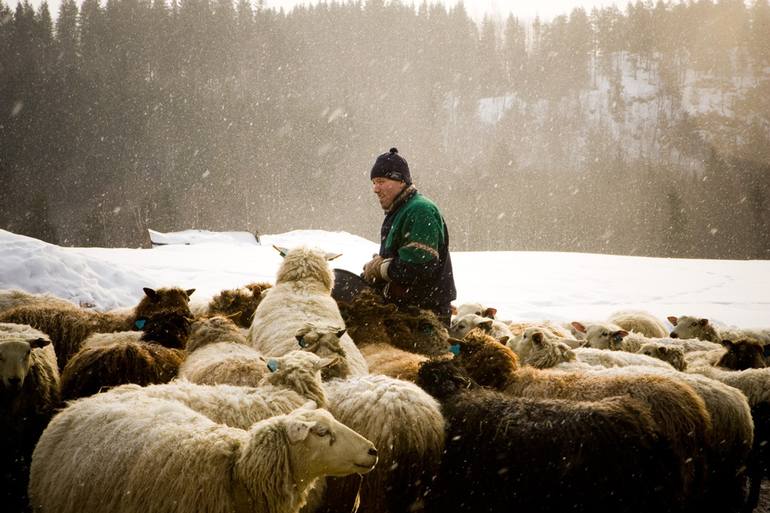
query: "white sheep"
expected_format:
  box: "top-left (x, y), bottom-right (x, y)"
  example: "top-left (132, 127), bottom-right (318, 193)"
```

top-left (449, 313), bottom-right (513, 344)
top-left (248, 247), bottom-right (367, 376)
top-left (569, 346), bottom-right (675, 370)
top-left (29, 399), bottom-right (377, 513)
top-left (507, 324), bottom-right (581, 361)
top-left (320, 374), bottom-right (445, 513)
top-left (574, 321), bottom-right (721, 353)
top-left (668, 315), bottom-right (770, 346)
top-left (106, 350), bottom-right (334, 427)
top-left (607, 310), bottom-right (669, 338)
top-left (453, 302), bottom-right (497, 319)
top-left (0, 323), bottom-right (60, 511)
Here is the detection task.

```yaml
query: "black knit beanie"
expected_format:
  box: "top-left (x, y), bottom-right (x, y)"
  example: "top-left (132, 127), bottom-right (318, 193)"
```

top-left (370, 148), bottom-right (411, 185)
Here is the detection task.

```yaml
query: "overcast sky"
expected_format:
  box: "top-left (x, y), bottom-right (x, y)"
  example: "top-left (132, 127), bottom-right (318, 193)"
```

top-left (26, 0), bottom-right (629, 23)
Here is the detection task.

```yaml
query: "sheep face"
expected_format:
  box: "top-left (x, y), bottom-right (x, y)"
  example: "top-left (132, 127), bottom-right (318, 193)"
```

top-left (717, 339), bottom-right (766, 370)
top-left (668, 316), bottom-right (710, 340)
top-left (261, 350), bottom-right (333, 389)
top-left (285, 407), bottom-right (377, 479)
top-left (454, 303), bottom-right (497, 319)
top-left (416, 358), bottom-right (475, 400)
top-left (638, 343), bottom-right (687, 371)
top-left (0, 335), bottom-right (49, 391)
top-left (294, 325), bottom-right (350, 380)
top-left (135, 287), bottom-right (195, 322)
top-left (581, 324), bottom-right (628, 350)
top-left (139, 311), bottom-right (193, 349)
top-left (523, 334), bottom-right (575, 369)
top-left (449, 314), bottom-right (492, 340)
top-left (386, 308), bottom-right (450, 356)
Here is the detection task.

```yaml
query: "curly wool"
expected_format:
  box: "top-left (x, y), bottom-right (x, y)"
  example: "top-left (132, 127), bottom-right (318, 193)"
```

top-left (29, 396), bottom-right (323, 513)
top-left (319, 374), bottom-right (445, 513)
top-left (249, 247), bottom-right (367, 376)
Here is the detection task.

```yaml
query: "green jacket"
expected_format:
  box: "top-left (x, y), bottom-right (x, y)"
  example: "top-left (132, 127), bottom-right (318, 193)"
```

top-left (379, 186), bottom-right (456, 310)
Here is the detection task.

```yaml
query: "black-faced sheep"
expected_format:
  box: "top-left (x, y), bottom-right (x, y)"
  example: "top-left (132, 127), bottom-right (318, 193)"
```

top-left (338, 289), bottom-right (450, 356)
top-left (0, 287), bottom-right (195, 370)
top-left (317, 374), bottom-right (445, 513)
top-left (29, 400), bottom-right (377, 513)
top-left (608, 310), bottom-right (669, 338)
top-left (0, 323), bottom-right (60, 512)
top-left (453, 329), bottom-right (712, 509)
top-left (415, 358), bottom-right (681, 513)
top-left (249, 247), bottom-right (368, 375)
top-left (716, 339), bottom-right (766, 370)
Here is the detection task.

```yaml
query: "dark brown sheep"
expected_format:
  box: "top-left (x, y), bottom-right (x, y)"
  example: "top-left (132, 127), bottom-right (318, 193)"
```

top-left (453, 329), bottom-right (712, 511)
top-left (206, 282), bottom-right (271, 328)
top-left (338, 289), bottom-right (449, 356)
top-left (0, 287), bottom-right (194, 370)
top-left (60, 340), bottom-right (185, 401)
top-left (415, 358), bottom-right (681, 513)
top-left (717, 339), bottom-right (766, 370)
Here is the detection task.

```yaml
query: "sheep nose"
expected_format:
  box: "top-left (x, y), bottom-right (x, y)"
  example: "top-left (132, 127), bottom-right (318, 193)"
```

top-left (7, 377), bottom-right (21, 388)
top-left (670, 333), bottom-right (678, 339)
top-left (368, 448), bottom-right (378, 457)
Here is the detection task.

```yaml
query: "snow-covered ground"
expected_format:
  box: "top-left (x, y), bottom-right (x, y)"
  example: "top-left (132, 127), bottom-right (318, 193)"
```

top-left (1, 228), bottom-right (769, 329)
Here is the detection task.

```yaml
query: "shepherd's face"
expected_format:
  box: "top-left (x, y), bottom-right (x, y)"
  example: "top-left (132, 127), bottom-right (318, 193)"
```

top-left (372, 177), bottom-right (406, 210)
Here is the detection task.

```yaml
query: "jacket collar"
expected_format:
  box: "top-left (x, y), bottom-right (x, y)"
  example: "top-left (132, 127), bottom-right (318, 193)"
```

top-left (384, 185), bottom-right (417, 214)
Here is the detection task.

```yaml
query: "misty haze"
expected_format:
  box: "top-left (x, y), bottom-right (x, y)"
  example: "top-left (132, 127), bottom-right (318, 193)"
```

top-left (1, 0), bottom-right (769, 259)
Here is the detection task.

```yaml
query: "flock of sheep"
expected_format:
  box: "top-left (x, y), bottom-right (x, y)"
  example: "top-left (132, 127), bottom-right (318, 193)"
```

top-left (1, 246), bottom-right (769, 513)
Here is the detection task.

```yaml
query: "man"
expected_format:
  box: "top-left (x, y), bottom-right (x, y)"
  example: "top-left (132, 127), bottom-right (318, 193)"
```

top-left (362, 147), bottom-right (456, 326)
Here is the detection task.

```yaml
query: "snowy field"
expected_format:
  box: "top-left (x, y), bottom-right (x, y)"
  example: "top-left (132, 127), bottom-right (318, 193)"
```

top-left (1, 227), bottom-right (769, 331)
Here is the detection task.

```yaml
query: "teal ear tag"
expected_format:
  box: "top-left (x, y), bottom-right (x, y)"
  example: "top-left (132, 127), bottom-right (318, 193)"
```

top-left (267, 359), bottom-right (279, 372)
top-left (134, 319), bottom-right (147, 330)
top-left (449, 344), bottom-right (460, 356)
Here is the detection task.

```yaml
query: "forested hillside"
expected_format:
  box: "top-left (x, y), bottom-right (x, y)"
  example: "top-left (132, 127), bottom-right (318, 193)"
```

top-left (1, 0), bottom-right (768, 258)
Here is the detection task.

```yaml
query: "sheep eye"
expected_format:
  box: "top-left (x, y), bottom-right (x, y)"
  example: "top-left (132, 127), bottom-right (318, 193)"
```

top-left (313, 426), bottom-right (330, 437)
top-left (690, 322), bottom-right (698, 327)
top-left (602, 331), bottom-right (608, 337)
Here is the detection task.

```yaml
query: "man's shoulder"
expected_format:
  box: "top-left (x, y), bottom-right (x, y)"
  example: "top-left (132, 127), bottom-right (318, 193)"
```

top-left (404, 192), bottom-right (441, 215)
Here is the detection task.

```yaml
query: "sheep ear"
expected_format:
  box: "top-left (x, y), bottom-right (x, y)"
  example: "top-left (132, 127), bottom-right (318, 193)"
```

top-left (324, 252), bottom-right (343, 261)
top-left (185, 289), bottom-right (196, 298)
top-left (699, 318), bottom-right (709, 327)
top-left (659, 346), bottom-right (669, 354)
top-left (532, 332), bottom-right (544, 345)
top-left (272, 245), bottom-right (289, 258)
top-left (143, 288), bottom-right (159, 301)
top-left (720, 339), bottom-right (733, 348)
top-left (286, 419), bottom-right (315, 442)
top-left (335, 329), bottom-right (347, 338)
top-left (28, 337), bottom-right (50, 348)
top-left (571, 321), bottom-right (587, 334)
top-left (483, 307), bottom-right (497, 318)
top-left (497, 336), bottom-right (510, 345)
top-left (667, 316), bottom-right (678, 326)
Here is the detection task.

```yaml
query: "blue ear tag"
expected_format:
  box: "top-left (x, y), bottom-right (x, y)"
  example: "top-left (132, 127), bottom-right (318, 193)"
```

top-left (267, 359), bottom-right (279, 372)
top-left (134, 319), bottom-right (147, 330)
top-left (449, 344), bottom-right (460, 356)
top-left (297, 337), bottom-right (307, 348)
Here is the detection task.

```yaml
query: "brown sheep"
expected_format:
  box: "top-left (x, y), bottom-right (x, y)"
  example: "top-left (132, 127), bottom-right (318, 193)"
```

top-left (205, 282), bottom-right (272, 329)
top-left (360, 342), bottom-right (429, 382)
top-left (0, 287), bottom-right (194, 370)
top-left (454, 329), bottom-right (712, 510)
top-left (339, 289), bottom-right (449, 356)
top-left (717, 339), bottom-right (766, 370)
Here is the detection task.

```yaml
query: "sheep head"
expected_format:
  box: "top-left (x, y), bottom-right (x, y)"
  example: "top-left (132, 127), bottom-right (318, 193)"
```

top-left (416, 358), bottom-right (476, 401)
top-left (716, 339), bottom-right (766, 370)
top-left (638, 343), bottom-right (687, 371)
top-left (386, 307), bottom-right (450, 356)
top-left (294, 324), bottom-right (350, 380)
top-left (668, 316), bottom-right (716, 341)
top-left (275, 247), bottom-right (335, 293)
top-left (0, 333), bottom-right (50, 392)
top-left (453, 328), bottom-right (519, 391)
top-left (261, 350), bottom-right (333, 406)
top-left (135, 287), bottom-right (195, 323)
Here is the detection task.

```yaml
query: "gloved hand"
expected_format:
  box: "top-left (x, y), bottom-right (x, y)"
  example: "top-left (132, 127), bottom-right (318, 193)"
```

top-left (363, 255), bottom-right (386, 284)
